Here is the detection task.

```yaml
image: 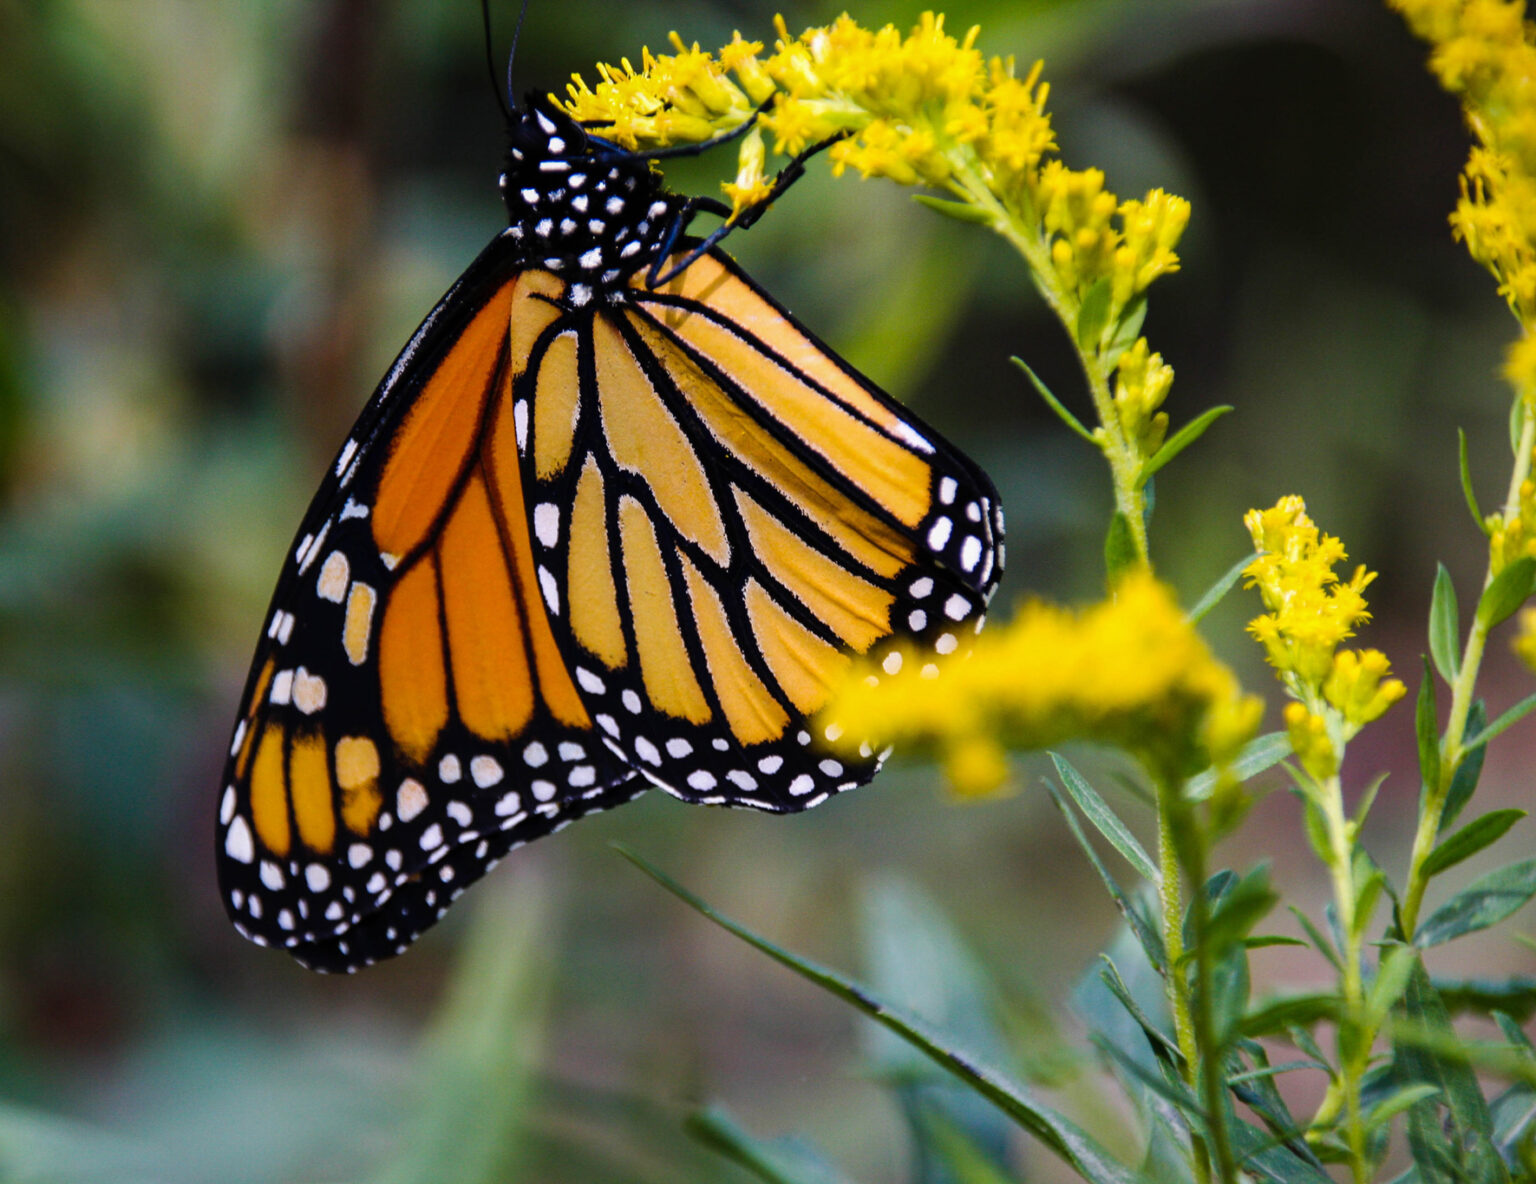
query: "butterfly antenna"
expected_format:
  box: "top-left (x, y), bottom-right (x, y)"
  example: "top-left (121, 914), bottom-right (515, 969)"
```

top-left (482, 0), bottom-right (513, 123)
top-left (505, 0), bottom-right (532, 110)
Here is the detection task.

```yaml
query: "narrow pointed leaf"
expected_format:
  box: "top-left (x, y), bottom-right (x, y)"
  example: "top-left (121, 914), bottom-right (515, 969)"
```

top-left (1106, 296), bottom-right (1148, 364)
top-left (1188, 552), bottom-right (1255, 624)
top-left (1429, 565), bottom-right (1460, 683)
top-left (912, 193), bottom-right (994, 224)
top-left (1416, 858), bottom-right (1536, 947)
top-left (616, 846), bottom-right (1141, 1184)
top-left (1463, 692), bottom-right (1536, 752)
top-left (1459, 429), bottom-right (1487, 534)
top-left (1076, 279), bottom-right (1113, 350)
top-left (1475, 555), bottom-right (1536, 630)
top-left (1416, 659), bottom-right (1440, 792)
top-left (1051, 754), bottom-right (1159, 884)
top-left (1364, 1085), bottom-right (1443, 1133)
top-left (1045, 780), bottom-right (1166, 972)
top-left (1141, 405), bottom-right (1233, 479)
top-left (1187, 732), bottom-right (1290, 801)
top-left (1435, 977), bottom-right (1536, 1021)
top-left (1421, 810), bottom-right (1526, 879)
top-left (1011, 357), bottom-right (1096, 444)
top-left (1441, 700), bottom-right (1487, 833)
top-left (1287, 905), bottom-right (1343, 973)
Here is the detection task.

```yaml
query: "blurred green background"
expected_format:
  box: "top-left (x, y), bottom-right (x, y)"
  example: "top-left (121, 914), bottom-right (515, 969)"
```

top-left (1, 0), bottom-right (1530, 1180)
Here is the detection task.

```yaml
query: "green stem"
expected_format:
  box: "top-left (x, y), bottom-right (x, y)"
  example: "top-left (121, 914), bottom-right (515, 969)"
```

top-left (1155, 783), bottom-right (1209, 1184)
top-left (1318, 775), bottom-right (1369, 1184)
top-left (944, 153), bottom-right (1150, 566)
top-left (1156, 777), bottom-right (1241, 1184)
top-left (1401, 405), bottom-right (1536, 935)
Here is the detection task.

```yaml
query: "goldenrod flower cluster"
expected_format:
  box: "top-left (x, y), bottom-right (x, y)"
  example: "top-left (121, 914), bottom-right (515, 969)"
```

top-left (1244, 497), bottom-right (1405, 780)
top-left (1389, 0), bottom-right (1536, 397)
top-left (824, 571), bottom-right (1261, 796)
top-left (1112, 338), bottom-right (1172, 458)
top-left (560, 14), bottom-right (1188, 332)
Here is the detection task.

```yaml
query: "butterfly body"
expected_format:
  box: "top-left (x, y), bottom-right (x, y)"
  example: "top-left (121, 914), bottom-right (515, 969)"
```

top-left (217, 95), bottom-right (1003, 972)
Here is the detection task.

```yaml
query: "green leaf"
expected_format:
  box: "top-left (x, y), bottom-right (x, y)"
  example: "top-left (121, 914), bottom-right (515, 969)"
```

top-left (1187, 732), bottom-right (1291, 801)
top-left (1050, 754), bottom-right (1159, 884)
top-left (1366, 945), bottom-right (1419, 1027)
top-left (1475, 555), bottom-right (1536, 630)
top-left (1396, 957), bottom-right (1506, 1183)
top-left (1434, 977), bottom-right (1536, 1022)
top-left (1105, 295), bottom-right (1147, 364)
top-left (1239, 992), bottom-right (1340, 1039)
top-left (1459, 429), bottom-right (1487, 534)
top-left (1416, 659), bottom-right (1441, 794)
top-left (1010, 357), bottom-right (1096, 444)
top-left (1429, 565), bottom-right (1461, 683)
top-left (616, 846), bottom-right (1142, 1184)
top-left (1188, 552), bottom-right (1255, 624)
top-left (1441, 700), bottom-right (1487, 833)
top-left (1203, 865), bottom-right (1278, 958)
top-left (1364, 1085), bottom-right (1443, 1133)
top-left (1141, 405), bottom-right (1233, 480)
top-left (1463, 691), bottom-right (1536, 752)
top-left (1045, 779), bottom-right (1166, 973)
top-left (1416, 858), bottom-right (1536, 948)
top-left (1422, 810), bottom-right (1526, 879)
top-left (1097, 957), bottom-right (1181, 1061)
top-left (912, 192), bottom-right (994, 224)
top-left (1245, 935), bottom-right (1308, 950)
top-left (1513, 394), bottom-right (1527, 458)
top-left (685, 1107), bottom-right (856, 1184)
top-left (1076, 279), bottom-right (1113, 350)
top-left (1287, 905), bottom-right (1343, 974)
top-left (1104, 512), bottom-right (1139, 583)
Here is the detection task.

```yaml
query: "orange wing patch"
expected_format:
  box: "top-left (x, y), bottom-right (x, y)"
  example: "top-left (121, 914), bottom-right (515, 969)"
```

top-left (626, 312), bottom-right (915, 580)
top-left (373, 282), bottom-right (516, 560)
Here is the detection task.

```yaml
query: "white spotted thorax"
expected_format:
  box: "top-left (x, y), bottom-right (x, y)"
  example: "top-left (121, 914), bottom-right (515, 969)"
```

top-left (498, 99), bottom-right (685, 306)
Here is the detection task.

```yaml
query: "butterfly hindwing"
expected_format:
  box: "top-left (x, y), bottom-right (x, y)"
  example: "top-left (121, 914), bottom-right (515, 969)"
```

top-left (217, 236), bottom-right (639, 970)
top-left (514, 248), bottom-right (1002, 813)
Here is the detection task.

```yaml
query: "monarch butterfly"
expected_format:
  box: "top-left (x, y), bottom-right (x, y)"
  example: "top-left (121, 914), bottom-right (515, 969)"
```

top-left (216, 84), bottom-right (1004, 973)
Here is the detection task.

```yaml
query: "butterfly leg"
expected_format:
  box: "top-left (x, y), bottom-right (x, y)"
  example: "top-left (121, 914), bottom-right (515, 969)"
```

top-left (648, 132), bottom-right (848, 287)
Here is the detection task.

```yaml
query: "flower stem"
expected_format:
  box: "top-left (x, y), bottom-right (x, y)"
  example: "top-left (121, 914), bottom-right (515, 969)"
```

top-left (1402, 407), bottom-right (1536, 935)
top-left (945, 153), bottom-right (1151, 566)
top-left (1318, 774), bottom-right (1369, 1184)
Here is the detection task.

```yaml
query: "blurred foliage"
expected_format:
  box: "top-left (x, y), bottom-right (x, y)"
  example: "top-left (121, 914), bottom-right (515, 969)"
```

top-left (0, 0), bottom-right (1531, 1182)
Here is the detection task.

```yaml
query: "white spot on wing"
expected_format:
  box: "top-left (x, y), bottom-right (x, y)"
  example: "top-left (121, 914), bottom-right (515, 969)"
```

top-left (224, 816), bottom-right (254, 863)
top-left (534, 503), bottom-right (560, 547)
top-left (471, 755), bottom-right (504, 788)
top-left (397, 779), bottom-right (428, 822)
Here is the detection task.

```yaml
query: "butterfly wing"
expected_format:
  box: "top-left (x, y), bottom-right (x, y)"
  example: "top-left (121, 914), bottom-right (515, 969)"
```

top-left (515, 248), bottom-right (1004, 811)
top-left (216, 232), bottom-right (642, 972)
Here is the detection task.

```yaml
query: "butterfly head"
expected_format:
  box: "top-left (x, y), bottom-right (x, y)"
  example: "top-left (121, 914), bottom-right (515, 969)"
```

top-left (498, 95), bottom-right (684, 304)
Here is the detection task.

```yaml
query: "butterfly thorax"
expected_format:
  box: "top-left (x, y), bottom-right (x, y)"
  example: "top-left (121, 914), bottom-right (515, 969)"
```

top-left (498, 98), bottom-right (684, 307)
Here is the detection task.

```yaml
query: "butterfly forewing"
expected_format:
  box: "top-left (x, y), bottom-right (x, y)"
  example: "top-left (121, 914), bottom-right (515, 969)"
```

top-left (217, 239), bottom-right (639, 970)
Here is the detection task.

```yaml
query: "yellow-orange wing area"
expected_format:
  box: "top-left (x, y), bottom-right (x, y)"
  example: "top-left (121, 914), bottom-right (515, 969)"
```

top-left (514, 250), bottom-right (1004, 814)
top-left (216, 246), bottom-right (642, 972)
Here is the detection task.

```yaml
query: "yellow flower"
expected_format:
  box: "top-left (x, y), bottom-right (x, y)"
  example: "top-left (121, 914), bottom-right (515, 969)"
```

top-left (1514, 605), bottom-right (1536, 670)
top-left (823, 571), bottom-right (1260, 795)
top-left (1390, 0), bottom-right (1536, 331)
top-left (1324, 649), bottom-right (1407, 729)
top-left (1244, 497), bottom-right (1404, 773)
top-left (1113, 338), bottom-right (1172, 457)
top-left (556, 12), bottom-right (1187, 331)
top-left (1285, 702), bottom-right (1338, 782)
top-left (1486, 450), bottom-right (1536, 571)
